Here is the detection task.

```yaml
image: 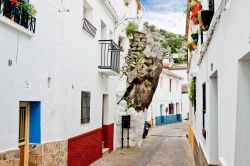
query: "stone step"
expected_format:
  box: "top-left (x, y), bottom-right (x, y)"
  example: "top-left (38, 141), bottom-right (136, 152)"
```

top-left (102, 148), bottom-right (109, 157)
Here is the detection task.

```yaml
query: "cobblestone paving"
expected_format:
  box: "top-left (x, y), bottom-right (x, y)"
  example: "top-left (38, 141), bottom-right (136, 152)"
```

top-left (92, 122), bottom-right (196, 166)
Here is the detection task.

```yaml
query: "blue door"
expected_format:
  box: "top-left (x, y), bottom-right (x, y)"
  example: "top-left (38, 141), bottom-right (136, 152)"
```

top-left (160, 105), bottom-right (164, 124)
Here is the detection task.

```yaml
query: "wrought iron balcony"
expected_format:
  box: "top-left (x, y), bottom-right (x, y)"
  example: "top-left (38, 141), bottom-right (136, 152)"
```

top-left (83, 18), bottom-right (96, 38)
top-left (98, 40), bottom-right (120, 75)
top-left (0, 0), bottom-right (36, 33)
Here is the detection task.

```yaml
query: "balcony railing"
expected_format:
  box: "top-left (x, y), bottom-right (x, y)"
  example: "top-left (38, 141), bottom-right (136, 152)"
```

top-left (99, 40), bottom-right (120, 74)
top-left (0, 0), bottom-right (36, 33)
top-left (83, 18), bottom-right (96, 38)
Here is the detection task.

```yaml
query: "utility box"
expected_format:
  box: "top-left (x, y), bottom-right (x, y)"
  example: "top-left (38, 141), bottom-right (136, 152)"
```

top-left (122, 115), bottom-right (131, 128)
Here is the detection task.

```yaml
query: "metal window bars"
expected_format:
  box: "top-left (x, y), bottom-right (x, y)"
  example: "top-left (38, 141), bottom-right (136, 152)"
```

top-left (83, 18), bottom-right (97, 38)
top-left (0, 0), bottom-right (36, 33)
top-left (99, 40), bottom-right (120, 74)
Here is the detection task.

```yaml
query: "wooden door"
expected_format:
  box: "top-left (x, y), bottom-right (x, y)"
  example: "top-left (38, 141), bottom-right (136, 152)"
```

top-left (19, 102), bottom-right (30, 166)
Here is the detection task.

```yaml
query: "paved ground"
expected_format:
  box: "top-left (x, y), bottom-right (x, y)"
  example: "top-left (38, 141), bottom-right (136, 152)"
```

top-left (92, 122), bottom-right (196, 166)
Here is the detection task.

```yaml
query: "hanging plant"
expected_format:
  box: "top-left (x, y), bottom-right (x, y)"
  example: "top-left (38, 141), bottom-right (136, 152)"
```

top-left (191, 1), bottom-right (202, 16)
top-left (202, 128), bottom-right (206, 139)
top-left (185, 0), bottom-right (202, 15)
top-left (189, 78), bottom-right (196, 105)
top-left (21, 1), bottom-right (37, 17)
top-left (191, 32), bottom-right (198, 41)
top-left (125, 21), bottom-right (139, 37)
top-left (191, 13), bottom-right (199, 25)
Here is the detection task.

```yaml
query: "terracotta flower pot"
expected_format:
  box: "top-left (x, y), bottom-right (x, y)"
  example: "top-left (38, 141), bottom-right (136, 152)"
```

top-left (191, 3), bottom-right (202, 16)
top-left (191, 14), bottom-right (199, 25)
top-left (191, 41), bottom-right (197, 49)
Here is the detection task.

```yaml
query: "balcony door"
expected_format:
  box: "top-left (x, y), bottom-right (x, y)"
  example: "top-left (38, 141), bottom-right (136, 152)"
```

top-left (19, 102), bottom-right (30, 166)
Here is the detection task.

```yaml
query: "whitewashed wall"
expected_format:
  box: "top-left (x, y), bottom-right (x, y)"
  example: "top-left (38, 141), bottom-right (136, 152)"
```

top-left (188, 0), bottom-right (250, 165)
top-left (0, 0), bottom-right (139, 152)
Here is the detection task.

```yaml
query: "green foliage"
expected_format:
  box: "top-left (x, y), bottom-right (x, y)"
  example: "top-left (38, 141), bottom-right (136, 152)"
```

top-left (184, 0), bottom-right (200, 15)
top-left (126, 21), bottom-right (139, 37)
top-left (124, 0), bottom-right (132, 4)
top-left (189, 78), bottom-right (196, 105)
top-left (124, 97), bottom-right (133, 109)
top-left (177, 54), bottom-right (188, 64)
top-left (138, 51), bottom-right (145, 58)
top-left (21, 2), bottom-right (37, 17)
top-left (149, 24), bottom-right (157, 32)
top-left (143, 21), bottom-right (149, 28)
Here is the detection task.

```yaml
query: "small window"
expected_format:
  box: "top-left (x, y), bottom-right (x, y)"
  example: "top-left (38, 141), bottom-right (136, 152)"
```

top-left (194, 77), bottom-right (197, 114)
top-left (202, 83), bottom-right (206, 130)
top-left (202, 83), bottom-right (206, 111)
top-left (81, 91), bottom-right (91, 124)
top-left (169, 103), bottom-right (174, 114)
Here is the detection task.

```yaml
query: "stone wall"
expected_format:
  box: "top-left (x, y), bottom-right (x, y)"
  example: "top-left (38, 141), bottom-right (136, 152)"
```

top-left (0, 140), bottom-right (67, 166)
top-left (0, 149), bottom-right (20, 166)
top-left (188, 125), bottom-right (218, 166)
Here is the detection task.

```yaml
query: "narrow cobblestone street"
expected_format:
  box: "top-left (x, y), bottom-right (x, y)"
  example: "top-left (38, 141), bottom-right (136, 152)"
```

top-left (93, 122), bottom-right (196, 166)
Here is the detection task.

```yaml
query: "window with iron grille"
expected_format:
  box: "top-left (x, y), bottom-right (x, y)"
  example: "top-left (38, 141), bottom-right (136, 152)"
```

top-left (202, 83), bottom-right (206, 111)
top-left (202, 83), bottom-right (206, 129)
top-left (81, 91), bottom-right (91, 124)
top-left (194, 77), bottom-right (197, 114)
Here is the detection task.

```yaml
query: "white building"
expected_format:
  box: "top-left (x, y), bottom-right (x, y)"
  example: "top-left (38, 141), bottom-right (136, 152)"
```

top-left (187, 0), bottom-right (250, 166)
top-left (0, 0), bottom-right (143, 165)
top-left (170, 64), bottom-right (189, 120)
top-left (147, 67), bottom-right (184, 126)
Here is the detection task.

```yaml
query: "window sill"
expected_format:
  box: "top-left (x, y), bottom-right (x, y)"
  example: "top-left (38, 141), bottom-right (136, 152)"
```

top-left (0, 15), bottom-right (34, 37)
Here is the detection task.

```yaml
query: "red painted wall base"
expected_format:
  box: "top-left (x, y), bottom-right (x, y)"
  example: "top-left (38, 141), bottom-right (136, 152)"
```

top-left (68, 128), bottom-right (102, 166)
top-left (102, 123), bottom-right (114, 152)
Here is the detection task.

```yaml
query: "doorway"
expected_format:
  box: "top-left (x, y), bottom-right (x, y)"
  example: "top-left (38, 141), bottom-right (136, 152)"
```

top-left (209, 71), bottom-right (218, 164)
top-left (235, 54), bottom-right (250, 165)
top-left (102, 94), bottom-right (109, 151)
top-left (19, 102), bottom-right (30, 166)
top-left (19, 101), bottom-right (41, 166)
top-left (160, 104), bottom-right (164, 124)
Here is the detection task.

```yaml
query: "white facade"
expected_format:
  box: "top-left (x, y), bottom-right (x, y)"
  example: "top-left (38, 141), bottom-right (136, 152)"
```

top-left (147, 68), bottom-right (183, 126)
top-left (187, 0), bottom-right (250, 166)
top-left (170, 64), bottom-right (189, 120)
top-left (0, 0), bottom-right (142, 164)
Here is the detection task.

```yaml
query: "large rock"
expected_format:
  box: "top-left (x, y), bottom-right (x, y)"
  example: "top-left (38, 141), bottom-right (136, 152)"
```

top-left (122, 30), bottom-right (164, 111)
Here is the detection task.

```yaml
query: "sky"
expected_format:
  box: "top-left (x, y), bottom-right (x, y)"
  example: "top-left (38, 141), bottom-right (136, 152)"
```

top-left (141, 0), bottom-right (187, 35)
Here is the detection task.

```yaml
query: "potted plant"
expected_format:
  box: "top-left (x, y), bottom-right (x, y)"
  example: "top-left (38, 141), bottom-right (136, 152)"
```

top-left (202, 128), bottom-right (206, 139)
top-left (190, 40), bottom-right (197, 49)
top-left (187, 1), bottom-right (202, 25)
top-left (186, 42), bottom-right (193, 52)
top-left (198, 10), bottom-right (214, 31)
top-left (191, 13), bottom-right (199, 25)
top-left (124, 0), bottom-right (131, 7)
top-left (191, 32), bottom-right (198, 41)
top-left (191, 1), bottom-right (202, 16)
top-left (125, 21), bottom-right (139, 38)
top-left (21, 1), bottom-right (37, 17)
top-left (189, 77), bottom-right (196, 104)
top-left (20, 1), bottom-right (36, 28)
